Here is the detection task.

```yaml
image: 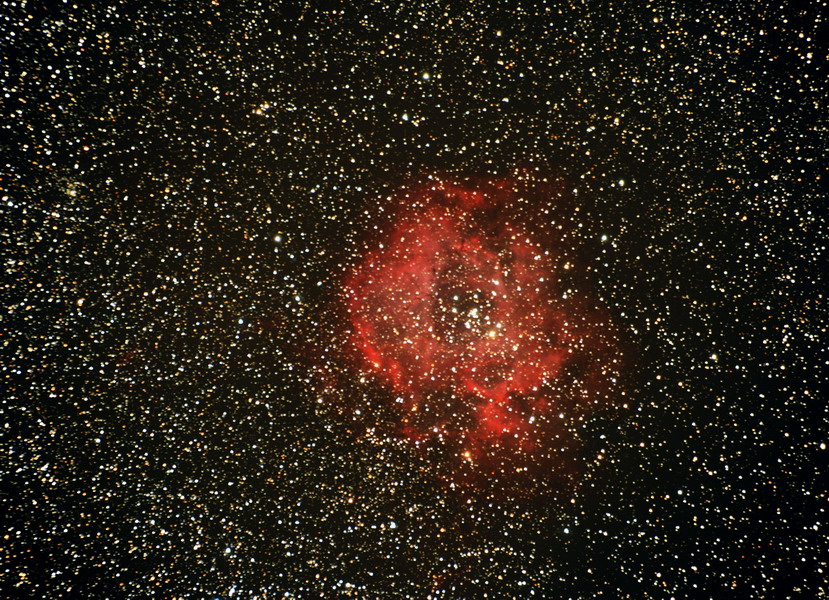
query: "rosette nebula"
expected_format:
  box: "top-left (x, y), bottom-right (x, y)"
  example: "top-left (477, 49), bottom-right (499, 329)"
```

top-left (336, 176), bottom-right (624, 492)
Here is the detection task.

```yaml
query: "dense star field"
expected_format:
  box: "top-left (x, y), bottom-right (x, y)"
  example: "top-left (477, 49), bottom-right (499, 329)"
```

top-left (2, 2), bottom-right (826, 598)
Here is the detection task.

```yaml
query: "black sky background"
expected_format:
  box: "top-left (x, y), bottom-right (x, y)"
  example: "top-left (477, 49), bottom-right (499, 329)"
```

top-left (2, 1), bottom-right (827, 598)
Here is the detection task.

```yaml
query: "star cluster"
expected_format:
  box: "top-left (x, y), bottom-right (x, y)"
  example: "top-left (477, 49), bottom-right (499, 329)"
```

top-left (2, 2), bottom-right (826, 599)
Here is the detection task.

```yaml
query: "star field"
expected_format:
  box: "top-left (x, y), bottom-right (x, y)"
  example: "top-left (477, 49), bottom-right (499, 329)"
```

top-left (2, 2), bottom-right (826, 598)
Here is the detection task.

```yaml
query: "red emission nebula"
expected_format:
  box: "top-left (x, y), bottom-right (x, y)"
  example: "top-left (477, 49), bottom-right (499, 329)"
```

top-left (334, 175), bottom-right (624, 492)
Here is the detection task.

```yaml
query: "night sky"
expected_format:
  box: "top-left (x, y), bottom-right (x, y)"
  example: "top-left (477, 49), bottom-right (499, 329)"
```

top-left (2, 2), bottom-right (827, 599)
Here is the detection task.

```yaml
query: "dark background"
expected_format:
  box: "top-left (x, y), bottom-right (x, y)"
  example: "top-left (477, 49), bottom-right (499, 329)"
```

top-left (2, 1), bottom-right (826, 598)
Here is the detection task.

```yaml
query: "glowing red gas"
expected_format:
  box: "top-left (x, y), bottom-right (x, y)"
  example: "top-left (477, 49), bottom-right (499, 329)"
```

top-left (336, 176), bottom-right (623, 489)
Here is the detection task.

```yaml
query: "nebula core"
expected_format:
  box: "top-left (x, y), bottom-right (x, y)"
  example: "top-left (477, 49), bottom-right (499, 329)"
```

top-left (336, 176), bottom-right (624, 490)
